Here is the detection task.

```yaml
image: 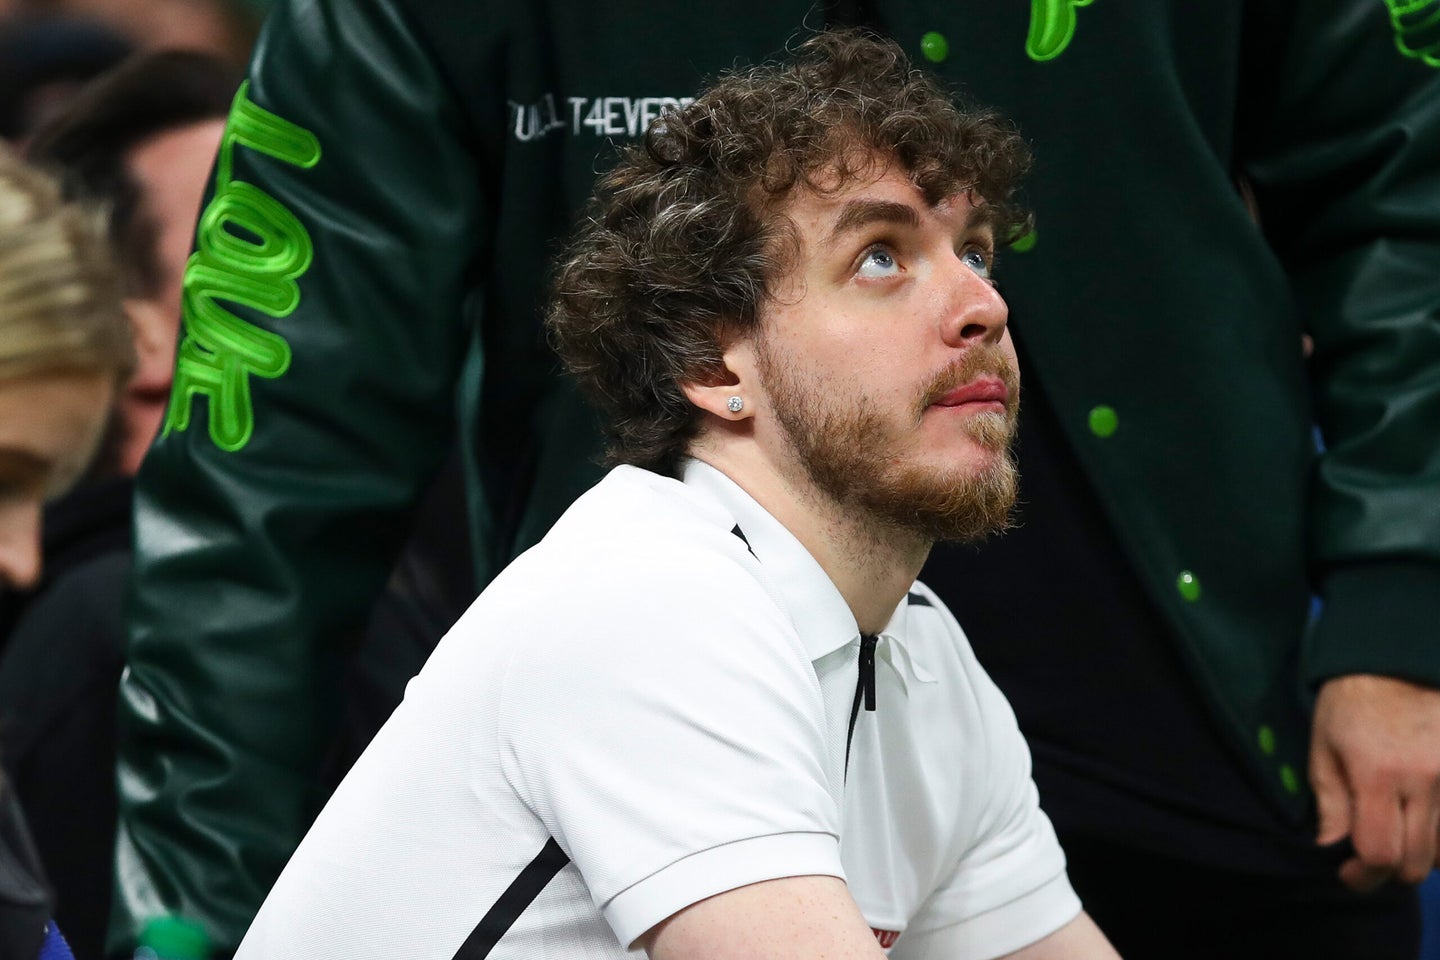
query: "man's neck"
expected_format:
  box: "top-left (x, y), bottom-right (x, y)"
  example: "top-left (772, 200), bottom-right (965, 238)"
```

top-left (690, 449), bottom-right (929, 636)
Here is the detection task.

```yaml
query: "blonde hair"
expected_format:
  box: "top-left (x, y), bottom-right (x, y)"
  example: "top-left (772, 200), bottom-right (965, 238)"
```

top-left (0, 144), bottom-right (133, 383)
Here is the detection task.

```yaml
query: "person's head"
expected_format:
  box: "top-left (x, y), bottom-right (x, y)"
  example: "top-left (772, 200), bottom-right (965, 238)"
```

top-left (548, 30), bottom-right (1031, 544)
top-left (42, 0), bottom-right (263, 67)
top-left (0, 16), bottom-right (134, 146)
top-left (0, 145), bottom-right (132, 588)
top-left (28, 49), bottom-right (237, 475)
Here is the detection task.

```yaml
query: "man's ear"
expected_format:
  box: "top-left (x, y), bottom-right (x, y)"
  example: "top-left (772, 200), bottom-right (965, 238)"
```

top-left (680, 337), bottom-right (759, 420)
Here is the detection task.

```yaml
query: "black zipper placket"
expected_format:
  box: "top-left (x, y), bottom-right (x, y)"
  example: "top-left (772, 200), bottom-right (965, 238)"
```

top-left (845, 633), bottom-right (878, 777)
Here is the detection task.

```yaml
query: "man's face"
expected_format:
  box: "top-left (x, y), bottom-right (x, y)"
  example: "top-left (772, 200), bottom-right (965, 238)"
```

top-left (116, 117), bottom-right (225, 475)
top-left (750, 162), bottom-right (1019, 543)
top-left (129, 117), bottom-right (227, 341)
top-left (130, 118), bottom-right (227, 324)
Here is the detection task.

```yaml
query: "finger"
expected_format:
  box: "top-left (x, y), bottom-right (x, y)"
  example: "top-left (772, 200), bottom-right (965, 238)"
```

top-left (1349, 777), bottom-right (1405, 874)
top-left (1311, 746), bottom-right (1353, 846)
top-left (1399, 790), bottom-right (1440, 884)
top-left (1338, 855), bottom-right (1394, 893)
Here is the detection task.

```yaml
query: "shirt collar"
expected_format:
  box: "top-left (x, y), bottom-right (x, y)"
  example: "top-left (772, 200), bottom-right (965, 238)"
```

top-left (877, 599), bottom-right (938, 691)
top-left (681, 459), bottom-right (934, 687)
top-left (683, 459), bottom-right (856, 662)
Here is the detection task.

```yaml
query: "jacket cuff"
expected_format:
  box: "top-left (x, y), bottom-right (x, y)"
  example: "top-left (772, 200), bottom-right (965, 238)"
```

top-left (1305, 562), bottom-right (1440, 690)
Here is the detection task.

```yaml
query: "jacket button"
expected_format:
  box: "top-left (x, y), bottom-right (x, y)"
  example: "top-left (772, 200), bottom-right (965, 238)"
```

top-left (920, 31), bottom-right (949, 63)
top-left (1280, 764), bottom-right (1301, 795)
top-left (1176, 570), bottom-right (1201, 602)
top-left (1087, 405), bottom-right (1118, 437)
top-left (1257, 725), bottom-right (1276, 755)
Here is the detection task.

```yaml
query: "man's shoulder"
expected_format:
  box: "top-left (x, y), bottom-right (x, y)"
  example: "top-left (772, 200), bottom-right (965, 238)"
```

top-left (427, 468), bottom-right (820, 751)
top-left (462, 466), bottom-right (792, 647)
top-left (902, 579), bottom-right (966, 641)
top-left (528, 465), bottom-right (753, 582)
top-left (550, 465), bottom-right (732, 542)
top-left (899, 577), bottom-right (995, 684)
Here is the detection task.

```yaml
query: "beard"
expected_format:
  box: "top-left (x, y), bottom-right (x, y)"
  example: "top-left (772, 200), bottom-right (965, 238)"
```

top-left (756, 340), bottom-right (1019, 544)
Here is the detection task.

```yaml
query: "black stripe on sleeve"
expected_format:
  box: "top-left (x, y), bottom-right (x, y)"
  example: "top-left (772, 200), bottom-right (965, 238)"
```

top-left (453, 838), bottom-right (571, 959)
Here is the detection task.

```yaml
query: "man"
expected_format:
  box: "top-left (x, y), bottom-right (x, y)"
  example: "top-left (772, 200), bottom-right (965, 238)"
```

top-left (0, 51), bottom-right (233, 959)
top-left (233, 32), bottom-right (1117, 960)
top-left (115, 2), bottom-right (1440, 956)
top-left (27, 49), bottom-right (236, 476)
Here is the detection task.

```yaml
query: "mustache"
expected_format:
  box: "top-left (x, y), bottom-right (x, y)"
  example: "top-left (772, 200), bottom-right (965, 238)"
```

top-left (919, 346), bottom-right (1020, 414)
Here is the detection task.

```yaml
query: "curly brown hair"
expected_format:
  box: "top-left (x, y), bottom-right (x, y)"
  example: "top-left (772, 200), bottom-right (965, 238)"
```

top-left (547, 29), bottom-right (1032, 475)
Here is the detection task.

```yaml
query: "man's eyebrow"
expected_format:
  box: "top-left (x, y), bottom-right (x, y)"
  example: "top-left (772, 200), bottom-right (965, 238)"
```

top-left (825, 199), bottom-right (920, 246)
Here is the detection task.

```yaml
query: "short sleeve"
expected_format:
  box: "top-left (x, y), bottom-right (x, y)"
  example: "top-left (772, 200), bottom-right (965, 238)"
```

top-left (494, 544), bottom-right (845, 948)
top-left (899, 612), bottom-right (1080, 959)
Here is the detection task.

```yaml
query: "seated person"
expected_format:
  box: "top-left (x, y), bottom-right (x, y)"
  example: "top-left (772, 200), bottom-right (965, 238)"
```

top-left (0, 145), bottom-right (132, 960)
top-left (0, 50), bottom-right (233, 960)
top-left (234, 31), bottom-right (1117, 960)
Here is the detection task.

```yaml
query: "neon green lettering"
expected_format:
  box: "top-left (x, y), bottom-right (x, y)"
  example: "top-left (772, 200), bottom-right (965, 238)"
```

top-left (182, 262), bottom-right (293, 372)
top-left (165, 80), bottom-right (322, 451)
top-left (197, 181), bottom-right (313, 281)
top-left (1026, 0), bottom-right (1094, 62)
top-left (1386, 0), bottom-right (1440, 67)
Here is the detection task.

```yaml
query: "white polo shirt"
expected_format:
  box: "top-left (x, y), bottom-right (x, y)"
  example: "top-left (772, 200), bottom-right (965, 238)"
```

top-left (236, 461), bottom-right (1079, 960)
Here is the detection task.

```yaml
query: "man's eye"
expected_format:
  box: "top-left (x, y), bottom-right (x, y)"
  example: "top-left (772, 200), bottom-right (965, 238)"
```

top-left (961, 249), bottom-right (992, 280)
top-left (856, 246), bottom-right (900, 279)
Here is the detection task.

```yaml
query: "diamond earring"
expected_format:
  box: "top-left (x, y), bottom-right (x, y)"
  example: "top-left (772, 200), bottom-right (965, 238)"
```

top-left (726, 396), bottom-right (744, 414)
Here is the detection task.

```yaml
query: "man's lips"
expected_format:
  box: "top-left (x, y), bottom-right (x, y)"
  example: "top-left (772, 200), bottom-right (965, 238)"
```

top-left (932, 376), bottom-right (1009, 408)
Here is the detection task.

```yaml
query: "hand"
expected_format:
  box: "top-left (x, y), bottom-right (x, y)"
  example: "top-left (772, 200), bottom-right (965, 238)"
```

top-left (1311, 674), bottom-right (1440, 890)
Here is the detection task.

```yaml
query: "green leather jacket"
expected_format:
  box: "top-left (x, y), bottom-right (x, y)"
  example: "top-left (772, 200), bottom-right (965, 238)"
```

top-left (113, 0), bottom-right (1440, 952)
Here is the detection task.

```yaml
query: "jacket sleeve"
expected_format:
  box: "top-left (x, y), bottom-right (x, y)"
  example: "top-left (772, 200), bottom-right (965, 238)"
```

top-left (110, 0), bottom-right (495, 951)
top-left (1239, 1), bottom-right (1440, 688)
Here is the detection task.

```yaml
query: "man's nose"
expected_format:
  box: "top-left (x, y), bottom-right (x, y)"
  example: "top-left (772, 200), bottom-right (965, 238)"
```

top-left (0, 504), bottom-right (44, 590)
top-left (940, 259), bottom-right (1009, 347)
